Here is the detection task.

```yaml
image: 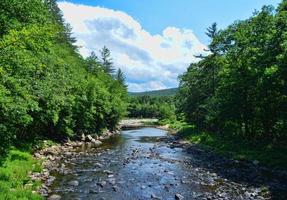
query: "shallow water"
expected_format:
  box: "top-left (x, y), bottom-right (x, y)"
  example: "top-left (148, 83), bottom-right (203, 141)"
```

top-left (49, 127), bottom-right (283, 200)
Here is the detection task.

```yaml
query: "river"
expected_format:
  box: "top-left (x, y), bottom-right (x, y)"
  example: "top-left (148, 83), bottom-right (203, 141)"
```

top-left (49, 127), bottom-right (287, 200)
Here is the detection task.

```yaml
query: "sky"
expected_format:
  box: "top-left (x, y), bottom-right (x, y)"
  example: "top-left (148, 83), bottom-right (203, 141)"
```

top-left (58, 0), bottom-right (282, 92)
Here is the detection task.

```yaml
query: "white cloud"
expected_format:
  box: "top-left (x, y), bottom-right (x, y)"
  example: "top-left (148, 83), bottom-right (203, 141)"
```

top-left (58, 1), bottom-right (207, 92)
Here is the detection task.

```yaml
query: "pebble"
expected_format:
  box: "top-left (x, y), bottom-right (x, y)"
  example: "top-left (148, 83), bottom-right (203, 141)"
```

top-left (48, 194), bottom-right (61, 200)
top-left (103, 170), bottom-right (113, 175)
top-left (151, 193), bottom-right (161, 199)
top-left (68, 180), bottom-right (79, 187)
top-left (112, 185), bottom-right (119, 192)
top-left (97, 181), bottom-right (107, 187)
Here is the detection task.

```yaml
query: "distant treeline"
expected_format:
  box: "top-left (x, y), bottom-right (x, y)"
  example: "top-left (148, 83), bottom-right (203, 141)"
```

top-left (177, 2), bottom-right (287, 141)
top-left (0, 0), bottom-right (127, 154)
top-left (129, 88), bottom-right (177, 97)
top-left (127, 96), bottom-right (176, 120)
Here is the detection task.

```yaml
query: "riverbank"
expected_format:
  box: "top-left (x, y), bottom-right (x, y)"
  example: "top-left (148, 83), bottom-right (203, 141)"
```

top-left (119, 118), bottom-right (159, 129)
top-left (33, 130), bottom-right (121, 198)
top-left (0, 129), bottom-right (120, 200)
top-left (161, 120), bottom-right (287, 170)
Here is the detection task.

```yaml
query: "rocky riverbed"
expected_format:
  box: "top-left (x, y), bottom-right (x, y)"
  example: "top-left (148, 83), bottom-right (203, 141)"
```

top-left (32, 127), bottom-right (287, 200)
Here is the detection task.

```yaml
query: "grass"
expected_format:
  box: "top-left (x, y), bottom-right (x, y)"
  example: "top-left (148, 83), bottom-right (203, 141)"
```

top-left (0, 150), bottom-right (43, 200)
top-left (162, 119), bottom-right (287, 170)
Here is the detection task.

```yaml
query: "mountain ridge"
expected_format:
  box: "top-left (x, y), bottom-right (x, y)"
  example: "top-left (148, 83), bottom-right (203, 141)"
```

top-left (128, 88), bottom-right (178, 97)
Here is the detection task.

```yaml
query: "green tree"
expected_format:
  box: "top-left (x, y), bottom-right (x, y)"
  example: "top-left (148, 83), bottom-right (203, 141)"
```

top-left (100, 46), bottom-right (115, 75)
top-left (116, 68), bottom-right (126, 86)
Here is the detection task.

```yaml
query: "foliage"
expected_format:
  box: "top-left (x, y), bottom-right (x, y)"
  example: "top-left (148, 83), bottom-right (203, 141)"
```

top-left (100, 46), bottom-right (115, 75)
top-left (0, 0), bottom-right (128, 154)
top-left (177, 2), bottom-right (287, 142)
top-left (0, 150), bottom-right (42, 200)
top-left (128, 96), bottom-right (176, 120)
top-left (116, 68), bottom-right (126, 87)
top-left (175, 125), bottom-right (287, 169)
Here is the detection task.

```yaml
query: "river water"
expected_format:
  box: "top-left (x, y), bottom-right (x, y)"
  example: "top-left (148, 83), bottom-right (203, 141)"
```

top-left (49, 128), bottom-right (286, 200)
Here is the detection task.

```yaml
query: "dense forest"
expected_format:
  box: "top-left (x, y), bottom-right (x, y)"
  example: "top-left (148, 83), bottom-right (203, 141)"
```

top-left (0, 0), bottom-right (128, 155)
top-left (127, 96), bottom-right (175, 120)
top-left (177, 2), bottom-right (287, 142)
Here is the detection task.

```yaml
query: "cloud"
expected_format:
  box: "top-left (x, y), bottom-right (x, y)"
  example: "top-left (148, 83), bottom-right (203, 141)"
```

top-left (58, 1), bottom-right (207, 92)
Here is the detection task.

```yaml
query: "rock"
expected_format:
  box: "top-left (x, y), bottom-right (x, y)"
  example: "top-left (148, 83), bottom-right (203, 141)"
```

top-left (87, 135), bottom-right (94, 142)
top-left (81, 134), bottom-right (86, 141)
top-left (75, 142), bottom-right (83, 147)
top-left (175, 193), bottom-right (184, 200)
top-left (253, 160), bottom-right (259, 165)
top-left (112, 185), bottom-right (119, 192)
top-left (95, 162), bottom-right (103, 168)
top-left (48, 194), bottom-right (61, 200)
top-left (44, 147), bottom-right (58, 156)
top-left (151, 193), bottom-right (161, 199)
top-left (68, 180), bottom-right (79, 187)
top-left (141, 185), bottom-right (146, 189)
top-left (163, 185), bottom-right (170, 191)
top-left (34, 153), bottom-right (42, 158)
top-left (64, 152), bottom-right (72, 156)
top-left (46, 176), bottom-right (56, 186)
top-left (167, 171), bottom-right (174, 176)
top-left (92, 139), bottom-right (102, 146)
top-left (107, 178), bottom-right (116, 185)
top-left (103, 170), bottom-right (113, 175)
top-left (97, 180), bottom-right (107, 187)
top-left (48, 155), bottom-right (55, 161)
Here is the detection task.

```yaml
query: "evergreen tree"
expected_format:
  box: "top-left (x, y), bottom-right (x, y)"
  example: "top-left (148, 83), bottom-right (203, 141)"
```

top-left (86, 51), bottom-right (102, 74)
top-left (116, 68), bottom-right (126, 86)
top-left (100, 46), bottom-right (115, 75)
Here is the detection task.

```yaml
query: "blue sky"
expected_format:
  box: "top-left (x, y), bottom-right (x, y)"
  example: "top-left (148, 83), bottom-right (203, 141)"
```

top-left (59, 0), bottom-right (282, 92)
top-left (62, 0), bottom-right (281, 44)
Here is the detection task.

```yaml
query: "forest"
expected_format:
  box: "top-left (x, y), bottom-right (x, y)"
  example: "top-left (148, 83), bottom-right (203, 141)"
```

top-left (0, 0), bottom-right (128, 155)
top-left (177, 3), bottom-right (287, 142)
top-left (127, 95), bottom-right (175, 120)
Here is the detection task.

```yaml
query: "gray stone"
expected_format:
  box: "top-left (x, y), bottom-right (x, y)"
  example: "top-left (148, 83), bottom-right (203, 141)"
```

top-left (175, 193), bottom-right (184, 200)
top-left (253, 160), bottom-right (259, 165)
top-left (92, 139), bottom-right (102, 146)
top-left (151, 193), bottom-right (161, 199)
top-left (48, 194), bottom-right (61, 200)
top-left (87, 134), bottom-right (94, 141)
top-left (81, 134), bottom-right (86, 141)
top-left (68, 180), bottom-right (79, 187)
top-left (97, 181), bottom-right (107, 187)
top-left (112, 185), bottom-right (119, 192)
top-left (103, 170), bottom-right (113, 175)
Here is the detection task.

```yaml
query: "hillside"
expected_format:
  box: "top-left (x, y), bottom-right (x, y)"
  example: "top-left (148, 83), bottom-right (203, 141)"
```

top-left (129, 88), bottom-right (178, 97)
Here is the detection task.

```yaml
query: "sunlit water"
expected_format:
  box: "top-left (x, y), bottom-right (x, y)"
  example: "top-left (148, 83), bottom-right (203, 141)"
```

top-left (49, 128), bottom-right (284, 200)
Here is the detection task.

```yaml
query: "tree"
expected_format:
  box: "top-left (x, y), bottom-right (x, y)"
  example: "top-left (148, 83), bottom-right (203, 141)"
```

top-left (177, 3), bottom-right (287, 141)
top-left (100, 46), bottom-right (115, 75)
top-left (0, 0), bottom-right (128, 154)
top-left (116, 68), bottom-right (126, 86)
top-left (85, 51), bottom-right (102, 74)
